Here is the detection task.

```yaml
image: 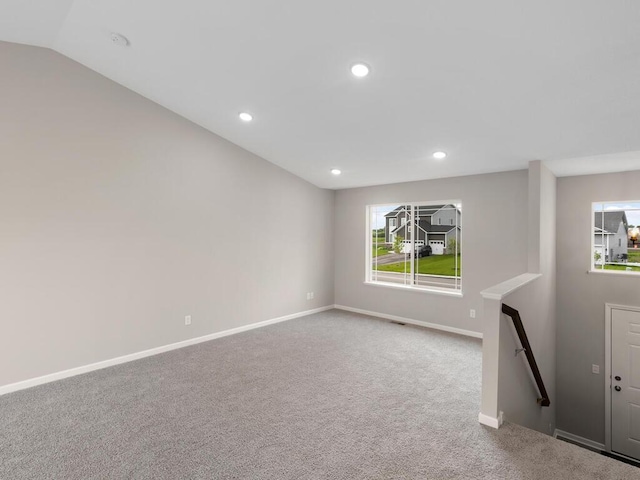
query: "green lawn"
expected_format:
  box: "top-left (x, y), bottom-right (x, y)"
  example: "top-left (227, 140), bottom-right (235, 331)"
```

top-left (627, 250), bottom-right (640, 263)
top-left (375, 254), bottom-right (461, 276)
top-left (601, 264), bottom-right (640, 272)
top-left (372, 245), bottom-right (392, 257)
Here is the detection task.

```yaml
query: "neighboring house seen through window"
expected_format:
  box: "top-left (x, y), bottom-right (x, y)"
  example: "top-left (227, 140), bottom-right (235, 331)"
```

top-left (592, 201), bottom-right (640, 273)
top-left (368, 202), bottom-right (462, 293)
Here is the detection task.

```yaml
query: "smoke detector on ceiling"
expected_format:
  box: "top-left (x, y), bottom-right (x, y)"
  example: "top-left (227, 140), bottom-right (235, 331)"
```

top-left (110, 32), bottom-right (130, 47)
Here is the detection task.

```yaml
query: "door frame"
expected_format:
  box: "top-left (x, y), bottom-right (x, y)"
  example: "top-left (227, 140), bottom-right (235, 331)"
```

top-left (605, 302), bottom-right (640, 458)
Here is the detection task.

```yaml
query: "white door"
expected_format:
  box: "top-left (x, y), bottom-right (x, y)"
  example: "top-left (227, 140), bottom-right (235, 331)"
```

top-left (611, 307), bottom-right (640, 460)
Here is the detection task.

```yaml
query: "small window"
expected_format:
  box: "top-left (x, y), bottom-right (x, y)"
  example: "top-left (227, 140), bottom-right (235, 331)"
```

top-left (368, 202), bottom-right (462, 293)
top-left (592, 201), bottom-right (640, 273)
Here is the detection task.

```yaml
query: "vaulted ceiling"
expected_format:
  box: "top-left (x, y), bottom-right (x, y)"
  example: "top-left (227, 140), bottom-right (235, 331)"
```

top-left (2, 1), bottom-right (640, 188)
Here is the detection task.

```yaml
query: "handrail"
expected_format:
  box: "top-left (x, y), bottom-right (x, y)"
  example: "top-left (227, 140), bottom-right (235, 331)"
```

top-left (501, 303), bottom-right (551, 407)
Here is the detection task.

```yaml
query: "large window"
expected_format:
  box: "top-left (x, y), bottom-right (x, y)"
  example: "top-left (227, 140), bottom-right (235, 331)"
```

top-left (592, 201), bottom-right (640, 273)
top-left (367, 202), bottom-right (462, 293)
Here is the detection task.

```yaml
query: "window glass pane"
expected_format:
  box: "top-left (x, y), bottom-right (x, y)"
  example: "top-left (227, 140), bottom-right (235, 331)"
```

top-left (592, 202), bottom-right (640, 273)
top-left (368, 202), bottom-right (462, 292)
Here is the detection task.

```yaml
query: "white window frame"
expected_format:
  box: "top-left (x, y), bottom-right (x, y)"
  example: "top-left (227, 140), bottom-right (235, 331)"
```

top-left (591, 201), bottom-right (640, 276)
top-left (366, 200), bottom-right (462, 296)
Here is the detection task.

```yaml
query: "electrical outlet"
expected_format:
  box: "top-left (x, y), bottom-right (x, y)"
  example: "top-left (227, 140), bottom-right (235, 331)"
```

top-left (470, 309), bottom-right (476, 318)
top-left (310, 292), bottom-right (314, 299)
top-left (306, 292), bottom-right (314, 300)
top-left (592, 364), bottom-right (600, 374)
top-left (185, 315), bottom-right (191, 326)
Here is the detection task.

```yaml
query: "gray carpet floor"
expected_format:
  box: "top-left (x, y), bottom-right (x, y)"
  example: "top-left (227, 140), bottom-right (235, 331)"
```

top-left (1, 310), bottom-right (638, 479)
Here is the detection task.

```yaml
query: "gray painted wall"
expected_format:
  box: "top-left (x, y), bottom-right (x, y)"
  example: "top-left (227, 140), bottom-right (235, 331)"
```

top-left (556, 170), bottom-right (640, 444)
top-left (498, 279), bottom-right (555, 434)
top-left (334, 170), bottom-right (529, 332)
top-left (497, 161), bottom-right (557, 435)
top-left (0, 42), bottom-right (335, 387)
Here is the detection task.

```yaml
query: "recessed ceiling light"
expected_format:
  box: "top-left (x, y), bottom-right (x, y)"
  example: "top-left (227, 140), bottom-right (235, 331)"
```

top-left (239, 112), bottom-right (253, 122)
top-left (331, 169), bottom-right (342, 175)
top-left (351, 63), bottom-right (370, 78)
top-left (433, 151), bottom-right (447, 160)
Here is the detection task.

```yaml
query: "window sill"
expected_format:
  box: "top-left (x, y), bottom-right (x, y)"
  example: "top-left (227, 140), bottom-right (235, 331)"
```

top-left (363, 281), bottom-right (463, 297)
top-left (588, 269), bottom-right (640, 277)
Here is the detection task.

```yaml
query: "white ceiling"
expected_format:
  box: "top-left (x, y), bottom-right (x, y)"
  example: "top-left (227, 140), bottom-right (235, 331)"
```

top-left (3, 1), bottom-right (640, 189)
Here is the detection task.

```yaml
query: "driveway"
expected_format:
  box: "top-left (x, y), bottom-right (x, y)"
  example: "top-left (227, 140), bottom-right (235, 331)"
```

top-left (372, 252), bottom-right (408, 265)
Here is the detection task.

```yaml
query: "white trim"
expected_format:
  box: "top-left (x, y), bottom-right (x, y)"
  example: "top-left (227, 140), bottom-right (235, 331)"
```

top-left (334, 304), bottom-right (482, 339)
top-left (605, 303), bottom-right (613, 453)
top-left (478, 413), bottom-right (500, 429)
top-left (363, 281), bottom-right (463, 298)
top-left (365, 204), bottom-right (373, 284)
top-left (480, 273), bottom-right (542, 300)
top-left (368, 199), bottom-right (459, 209)
top-left (553, 429), bottom-right (605, 451)
top-left (0, 305), bottom-right (334, 397)
top-left (587, 269), bottom-right (640, 277)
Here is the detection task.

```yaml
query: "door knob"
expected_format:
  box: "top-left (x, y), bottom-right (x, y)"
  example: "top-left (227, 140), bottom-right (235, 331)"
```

top-left (615, 386), bottom-right (621, 392)
top-left (615, 376), bottom-right (621, 381)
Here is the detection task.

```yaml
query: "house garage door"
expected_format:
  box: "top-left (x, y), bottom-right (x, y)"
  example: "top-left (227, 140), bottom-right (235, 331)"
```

top-left (429, 240), bottom-right (445, 255)
top-left (401, 240), bottom-right (424, 254)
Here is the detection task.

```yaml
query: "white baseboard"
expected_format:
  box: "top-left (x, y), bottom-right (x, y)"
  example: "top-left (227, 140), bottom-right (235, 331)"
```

top-left (478, 413), bottom-right (500, 429)
top-left (334, 304), bottom-right (482, 339)
top-left (553, 429), bottom-right (605, 451)
top-left (0, 305), bottom-right (334, 397)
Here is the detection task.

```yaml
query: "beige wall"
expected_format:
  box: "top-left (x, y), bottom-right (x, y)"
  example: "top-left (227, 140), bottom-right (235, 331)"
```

top-left (334, 170), bottom-right (529, 333)
top-left (494, 162), bottom-right (556, 434)
top-left (556, 170), bottom-right (640, 443)
top-left (0, 42), bottom-right (335, 387)
top-left (497, 278), bottom-right (555, 434)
